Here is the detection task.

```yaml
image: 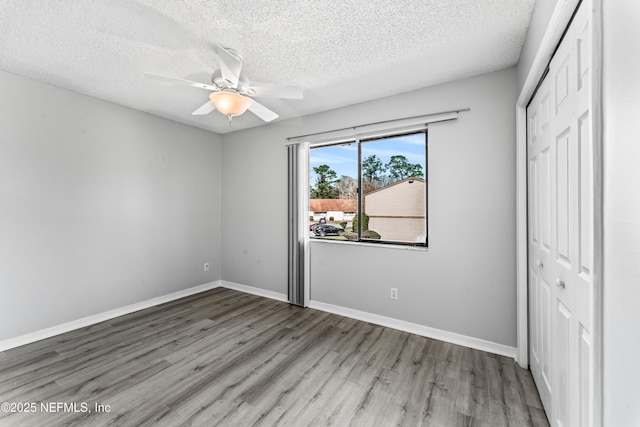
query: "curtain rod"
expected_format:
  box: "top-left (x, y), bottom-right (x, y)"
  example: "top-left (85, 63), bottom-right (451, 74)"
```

top-left (286, 108), bottom-right (470, 142)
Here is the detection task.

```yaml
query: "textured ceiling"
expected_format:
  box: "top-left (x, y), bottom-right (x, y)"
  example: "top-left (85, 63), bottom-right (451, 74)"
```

top-left (0, 0), bottom-right (535, 134)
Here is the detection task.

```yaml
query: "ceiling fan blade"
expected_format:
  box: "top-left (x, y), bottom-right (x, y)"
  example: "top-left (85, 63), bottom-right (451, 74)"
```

top-left (192, 101), bottom-right (216, 116)
top-left (217, 46), bottom-right (242, 89)
top-left (144, 72), bottom-right (218, 91)
top-left (247, 85), bottom-right (303, 99)
top-left (247, 99), bottom-right (279, 122)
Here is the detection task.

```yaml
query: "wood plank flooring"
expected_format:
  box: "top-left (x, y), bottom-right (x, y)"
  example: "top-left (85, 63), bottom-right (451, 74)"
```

top-left (0, 288), bottom-right (549, 426)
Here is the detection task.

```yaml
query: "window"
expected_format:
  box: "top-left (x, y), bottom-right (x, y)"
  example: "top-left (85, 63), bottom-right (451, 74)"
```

top-left (309, 131), bottom-right (427, 246)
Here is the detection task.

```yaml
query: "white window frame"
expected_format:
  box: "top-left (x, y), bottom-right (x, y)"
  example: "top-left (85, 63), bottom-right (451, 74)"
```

top-left (310, 130), bottom-right (429, 247)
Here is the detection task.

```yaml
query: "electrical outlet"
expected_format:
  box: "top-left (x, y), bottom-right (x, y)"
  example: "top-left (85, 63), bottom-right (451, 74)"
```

top-left (390, 288), bottom-right (398, 300)
top-left (204, 263), bottom-right (210, 272)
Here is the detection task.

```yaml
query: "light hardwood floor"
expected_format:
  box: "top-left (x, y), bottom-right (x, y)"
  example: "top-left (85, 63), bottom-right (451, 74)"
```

top-left (0, 288), bottom-right (549, 426)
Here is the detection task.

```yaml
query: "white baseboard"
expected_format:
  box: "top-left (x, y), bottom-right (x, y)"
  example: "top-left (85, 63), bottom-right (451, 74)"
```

top-left (220, 281), bottom-right (516, 358)
top-left (220, 280), bottom-right (288, 303)
top-left (0, 281), bottom-right (222, 352)
top-left (308, 300), bottom-right (517, 358)
top-left (2, 280), bottom-right (517, 360)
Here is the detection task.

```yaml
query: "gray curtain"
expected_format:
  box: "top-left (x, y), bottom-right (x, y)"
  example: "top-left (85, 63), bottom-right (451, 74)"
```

top-left (287, 144), bottom-right (306, 306)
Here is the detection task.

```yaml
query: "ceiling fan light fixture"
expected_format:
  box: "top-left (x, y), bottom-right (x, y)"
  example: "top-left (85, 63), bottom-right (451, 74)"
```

top-left (209, 91), bottom-right (252, 117)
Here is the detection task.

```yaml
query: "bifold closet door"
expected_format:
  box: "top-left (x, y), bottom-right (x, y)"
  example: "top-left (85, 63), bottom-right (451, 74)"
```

top-left (527, 0), bottom-right (594, 425)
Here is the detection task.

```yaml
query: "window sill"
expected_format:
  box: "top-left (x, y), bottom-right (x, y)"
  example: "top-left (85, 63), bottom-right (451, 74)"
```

top-left (308, 237), bottom-right (428, 252)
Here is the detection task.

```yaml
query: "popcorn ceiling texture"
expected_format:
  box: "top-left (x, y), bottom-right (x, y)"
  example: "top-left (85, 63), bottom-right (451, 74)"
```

top-left (0, 0), bottom-right (535, 134)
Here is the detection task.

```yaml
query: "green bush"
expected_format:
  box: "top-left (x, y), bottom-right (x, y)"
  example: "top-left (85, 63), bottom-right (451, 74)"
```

top-left (342, 231), bottom-right (358, 240)
top-left (340, 221), bottom-right (347, 229)
top-left (329, 216), bottom-right (334, 221)
top-left (342, 230), bottom-right (380, 240)
top-left (352, 213), bottom-right (370, 231)
top-left (362, 230), bottom-right (381, 239)
top-left (309, 216), bottom-right (314, 221)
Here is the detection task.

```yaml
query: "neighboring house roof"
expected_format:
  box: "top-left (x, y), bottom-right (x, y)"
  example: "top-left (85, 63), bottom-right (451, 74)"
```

top-left (363, 177), bottom-right (425, 196)
top-left (309, 199), bottom-right (357, 212)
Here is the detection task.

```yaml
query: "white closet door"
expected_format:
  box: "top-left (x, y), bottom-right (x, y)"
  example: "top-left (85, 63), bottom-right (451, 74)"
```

top-left (527, 0), bottom-right (594, 425)
top-left (528, 73), bottom-right (553, 414)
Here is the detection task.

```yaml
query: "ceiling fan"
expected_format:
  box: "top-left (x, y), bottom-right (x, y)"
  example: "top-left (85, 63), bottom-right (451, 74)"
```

top-left (145, 46), bottom-right (303, 123)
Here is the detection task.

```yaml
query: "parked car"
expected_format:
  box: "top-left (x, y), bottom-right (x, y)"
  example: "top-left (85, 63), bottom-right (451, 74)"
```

top-left (310, 223), bottom-right (320, 231)
top-left (313, 224), bottom-right (344, 237)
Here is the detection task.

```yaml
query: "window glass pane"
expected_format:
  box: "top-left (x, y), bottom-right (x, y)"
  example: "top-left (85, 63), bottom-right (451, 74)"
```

top-left (308, 131), bottom-right (427, 247)
top-left (360, 133), bottom-right (427, 244)
top-left (309, 142), bottom-right (358, 240)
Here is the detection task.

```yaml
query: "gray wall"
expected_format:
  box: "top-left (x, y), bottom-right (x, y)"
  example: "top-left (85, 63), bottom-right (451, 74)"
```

top-left (517, 0), bottom-right (558, 92)
top-left (222, 67), bottom-right (518, 347)
top-left (603, 1), bottom-right (640, 424)
top-left (0, 70), bottom-right (222, 341)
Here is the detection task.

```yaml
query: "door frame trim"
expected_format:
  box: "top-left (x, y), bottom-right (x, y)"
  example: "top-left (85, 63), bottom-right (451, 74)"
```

top-left (516, 0), bottom-right (603, 425)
